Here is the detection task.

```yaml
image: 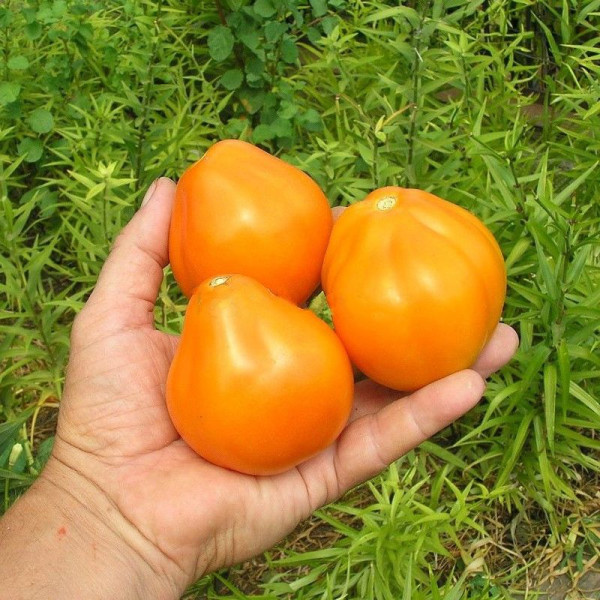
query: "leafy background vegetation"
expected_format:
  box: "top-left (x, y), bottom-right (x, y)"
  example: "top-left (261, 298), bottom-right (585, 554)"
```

top-left (1, 0), bottom-right (599, 597)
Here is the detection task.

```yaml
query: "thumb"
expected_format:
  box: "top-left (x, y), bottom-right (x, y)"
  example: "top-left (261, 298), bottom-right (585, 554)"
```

top-left (83, 177), bottom-right (176, 332)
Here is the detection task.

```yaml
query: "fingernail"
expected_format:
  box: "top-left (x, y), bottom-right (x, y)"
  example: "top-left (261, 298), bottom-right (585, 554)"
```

top-left (141, 180), bottom-right (158, 207)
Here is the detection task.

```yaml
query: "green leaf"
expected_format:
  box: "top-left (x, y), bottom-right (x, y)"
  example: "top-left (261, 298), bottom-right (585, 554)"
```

top-left (37, 6), bottom-right (54, 23)
top-left (0, 81), bottom-right (20, 105)
top-left (25, 21), bottom-right (42, 40)
top-left (239, 89), bottom-right (265, 114)
top-left (245, 57), bottom-right (264, 86)
top-left (27, 108), bottom-right (54, 133)
top-left (220, 69), bottom-right (243, 90)
top-left (21, 7), bottom-right (37, 23)
top-left (531, 12), bottom-right (562, 66)
top-left (495, 409), bottom-right (535, 488)
top-left (52, 0), bottom-right (68, 17)
top-left (0, 7), bottom-right (14, 27)
top-left (281, 38), bottom-right (298, 63)
top-left (298, 108), bottom-right (322, 131)
top-left (4, 98), bottom-right (21, 119)
top-left (0, 407), bottom-right (34, 448)
top-left (307, 26), bottom-right (322, 43)
top-left (264, 21), bottom-right (287, 43)
top-left (17, 138), bottom-right (43, 163)
top-left (543, 363), bottom-right (557, 454)
top-left (290, 7), bottom-right (304, 27)
top-left (553, 162), bottom-right (598, 206)
top-left (254, 0), bottom-right (276, 18)
top-left (0, 466), bottom-right (33, 484)
top-left (569, 381), bottom-right (600, 420)
top-left (557, 339), bottom-right (571, 419)
top-left (252, 123), bottom-right (276, 143)
top-left (321, 15), bottom-right (338, 34)
top-left (278, 100), bottom-right (298, 119)
top-left (34, 435), bottom-right (54, 470)
top-left (207, 26), bottom-right (234, 62)
top-left (420, 441), bottom-right (467, 470)
top-left (363, 6), bottom-right (420, 26)
top-left (310, 0), bottom-right (328, 17)
top-left (8, 55), bottom-right (29, 70)
top-left (239, 27), bottom-right (260, 51)
top-left (533, 415), bottom-right (554, 509)
top-left (269, 117), bottom-right (293, 138)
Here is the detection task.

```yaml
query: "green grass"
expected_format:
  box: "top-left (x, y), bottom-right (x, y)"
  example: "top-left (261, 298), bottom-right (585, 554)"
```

top-left (1, 0), bottom-right (600, 597)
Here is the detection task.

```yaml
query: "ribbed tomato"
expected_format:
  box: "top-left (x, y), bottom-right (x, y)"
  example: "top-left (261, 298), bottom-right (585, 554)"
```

top-left (166, 274), bottom-right (354, 475)
top-left (322, 187), bottom-right (506, 391)
top-left (169, 139), bottom-right (333, 304)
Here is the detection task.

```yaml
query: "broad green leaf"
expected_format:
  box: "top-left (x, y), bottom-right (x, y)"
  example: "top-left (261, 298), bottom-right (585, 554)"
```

top-left (307, 26), bottom-right (321, 43)
top-left (268, 117), bottom-right (293, 138)
top-left (281, 38), bottom-right (298, 63)
top-left (309, 0), bottom-right (328, 17)
top-left (52, 0), bottom-right (68, 16)
top-left (239, 27), bottom-right (260, 51)
top-left (321, 15), bottom-right (338, 35)
top-left (0, 7), bottom-right (14, 27)
top-left (17, 138), bottom-right (43, 162)
top-left (25, 21), bottom-right (42, 40)
top-left (251, 123), bottom-right (275, 143)
top-left (8, 56), bottom-right (29, 70)
top-left (298, 108), bottom-right (323, 131)
top-left (244, 57), bottom-right (264, 86)
top-left (220, 69), bottom-right (243, 90)
top-left (27, 108), bottom-right (54, 133)
top-left (264, 21), bottom-right (287, 43)
top-left (0, 81), bottom-right (20, 105)
top-left (207, 26), bottom-right (234, 62)
top-left (253, 0), bottom-right (276, 18)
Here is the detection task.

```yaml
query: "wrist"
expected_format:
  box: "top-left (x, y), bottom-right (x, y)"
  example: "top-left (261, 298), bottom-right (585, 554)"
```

top-left (0, 456), bottom-right (184, 600)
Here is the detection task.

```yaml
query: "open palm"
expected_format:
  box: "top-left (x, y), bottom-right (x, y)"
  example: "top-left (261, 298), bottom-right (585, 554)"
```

top-left (51, 178), bottom-right (518, 592)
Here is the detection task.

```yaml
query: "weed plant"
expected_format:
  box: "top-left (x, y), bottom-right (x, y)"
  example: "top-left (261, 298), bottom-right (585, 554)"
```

top-left (1, 0), bottom-right (599, 598)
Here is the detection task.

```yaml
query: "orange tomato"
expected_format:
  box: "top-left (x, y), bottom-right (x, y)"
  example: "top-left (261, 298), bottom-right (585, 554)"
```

top-left (322, 187), bottom-right (506, 391)
top-left (166, 274), bottom-right (354, 475)
top-left (169, 139), bottom-right (333, 304)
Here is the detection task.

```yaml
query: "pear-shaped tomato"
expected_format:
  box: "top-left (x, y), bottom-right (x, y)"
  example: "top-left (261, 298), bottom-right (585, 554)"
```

top-left (169, 139), bottom-right (333, 304)
top-left (166, 274), bottom-right (354, 475)
top-left (322, 187), bottom-right (506, 391)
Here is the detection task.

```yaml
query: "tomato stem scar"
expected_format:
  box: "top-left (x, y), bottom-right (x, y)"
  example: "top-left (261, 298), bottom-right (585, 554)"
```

top-left (209, 276), bottom-right (230, 287)
top-left (376, 196), bottom-right (396, 211)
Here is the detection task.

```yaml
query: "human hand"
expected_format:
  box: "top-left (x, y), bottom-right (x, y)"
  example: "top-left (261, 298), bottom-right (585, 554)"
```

top-left (0, 179), bottom-right (518, 599)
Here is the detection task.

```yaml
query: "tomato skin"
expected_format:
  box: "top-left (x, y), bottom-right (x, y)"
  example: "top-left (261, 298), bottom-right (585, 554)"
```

top-left (166, 274), bottom-right (354, 476)
top-left (169, 139), bottom-right (333, 304)
top-left (322, 187), bottom-right (507, 392)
